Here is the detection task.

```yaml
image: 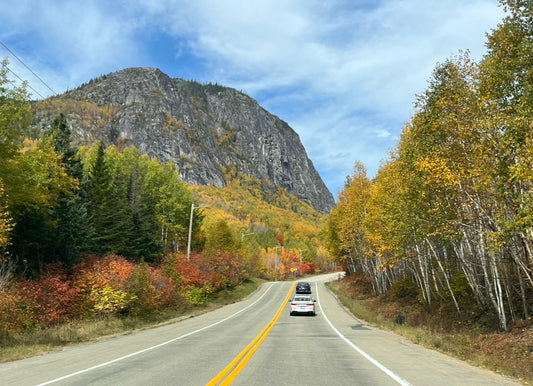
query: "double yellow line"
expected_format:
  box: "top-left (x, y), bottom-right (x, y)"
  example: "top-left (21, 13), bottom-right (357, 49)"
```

top-left (207, 282), bottom-right (296, 385)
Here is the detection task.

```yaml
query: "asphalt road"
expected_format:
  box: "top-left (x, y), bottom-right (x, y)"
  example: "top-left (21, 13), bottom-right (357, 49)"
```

top-left (0, 273), bottom-right (520, 385)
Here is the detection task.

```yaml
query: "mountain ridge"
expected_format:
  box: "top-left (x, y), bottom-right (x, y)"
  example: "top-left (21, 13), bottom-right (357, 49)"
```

top-left (32, 67), bottom-right (335, 214)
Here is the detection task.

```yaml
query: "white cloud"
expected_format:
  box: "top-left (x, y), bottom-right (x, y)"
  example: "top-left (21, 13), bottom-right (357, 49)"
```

top-left (0, 0), bottom-right (506, 195)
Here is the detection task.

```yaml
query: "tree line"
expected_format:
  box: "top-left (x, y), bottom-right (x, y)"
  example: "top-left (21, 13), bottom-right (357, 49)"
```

top-left (326, 0), bottom-right (532, 331)
top-left (0, 59), bottom-right (257, 332)
top-left (0, 59), bottom-right (200, 276)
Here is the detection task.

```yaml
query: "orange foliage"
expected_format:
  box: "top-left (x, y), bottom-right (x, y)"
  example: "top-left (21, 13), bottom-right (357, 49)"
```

top-left (18, 263), bottom-right (83, 327)
top-left (72, 254), bottom-right (137, 315)
top-left (173, 254), bottom-right (209, 289)
top-left (0, 286), bottom-right (38, 333)
top-left (73, 254), bottom-right (135, 292)
top-left (1, 250), bottom-right (250, 331)
top-left (172, 252), bottom-right (246, 292)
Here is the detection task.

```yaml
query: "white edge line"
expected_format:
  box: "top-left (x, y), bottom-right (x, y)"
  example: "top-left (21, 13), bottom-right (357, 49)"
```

top-left (315, 282), bottom-right (412, 386)
top-left (36, 283), bottom-right (276, 386)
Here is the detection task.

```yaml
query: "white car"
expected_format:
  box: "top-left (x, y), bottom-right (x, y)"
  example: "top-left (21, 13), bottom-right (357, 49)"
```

top-left (290, 295), bottom-right (316, 316)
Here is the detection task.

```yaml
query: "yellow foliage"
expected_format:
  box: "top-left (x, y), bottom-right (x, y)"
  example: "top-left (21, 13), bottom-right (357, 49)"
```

top-left (0, 180), bottom-right (13, 256)
top-left (163, 113), bottom-right (187, 132)
top-left (6, 138), bottom-right (78, 210)
top-left (190, 170), bottom-right (331, 274)
top-left (92, 286), bottom-right (135, 314)
top-left (32, 99), bottom-right (119, 138)
top-left (416, 157), bottom-right (458, 188)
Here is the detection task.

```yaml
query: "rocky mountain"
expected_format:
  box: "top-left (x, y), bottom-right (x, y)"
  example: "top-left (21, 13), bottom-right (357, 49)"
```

top-left (32, 67), bottom-right (335, 214)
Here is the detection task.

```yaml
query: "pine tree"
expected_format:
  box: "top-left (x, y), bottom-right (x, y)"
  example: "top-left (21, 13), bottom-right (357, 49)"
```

top-left (45, 113), bottom-right (90, 266)
top-left (87, 142), bottom-right (114, 253)
top-left (126, 161), bottom-right (160, 260)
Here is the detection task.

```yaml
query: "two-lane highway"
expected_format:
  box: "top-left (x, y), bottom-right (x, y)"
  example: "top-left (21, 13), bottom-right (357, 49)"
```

top-left (228, 274), bottom-right (519, 386)
top-left (0, 273), bottom-right (519, 385)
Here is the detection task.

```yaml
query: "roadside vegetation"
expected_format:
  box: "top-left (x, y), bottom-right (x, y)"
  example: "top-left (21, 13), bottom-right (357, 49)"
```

top-left (326, 0), bottom-right (532, 338)
top-left (328, 274), bottom-right (532, 384)
top-left (0, 277), bottom-right (265, 362)
top-left (324, 2), bottom-right (532, 383)
top-left (0, 57), bottom-right (328, 361)
top-left (1, 0), bottom-right (532, 380)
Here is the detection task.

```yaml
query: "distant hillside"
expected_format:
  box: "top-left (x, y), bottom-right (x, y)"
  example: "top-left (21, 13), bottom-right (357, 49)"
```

top-left (190, 170), bottom-right (331, 270)
top-left (31, 67), bottom-right (335, 214)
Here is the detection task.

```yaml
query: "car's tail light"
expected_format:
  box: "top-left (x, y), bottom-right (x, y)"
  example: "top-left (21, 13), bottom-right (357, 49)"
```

top-left (307, 303), bottom-right (314, 306)
top-left (291, 303), bottom-right (297, 306)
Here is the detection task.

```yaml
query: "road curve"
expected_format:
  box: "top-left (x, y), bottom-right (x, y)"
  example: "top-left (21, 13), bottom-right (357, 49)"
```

top-left (0, 273), bottom-right (520, 385)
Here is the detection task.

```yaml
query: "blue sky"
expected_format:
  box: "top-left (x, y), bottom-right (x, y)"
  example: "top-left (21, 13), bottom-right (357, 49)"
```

top-left (0, 0), bottom-right (505, 197)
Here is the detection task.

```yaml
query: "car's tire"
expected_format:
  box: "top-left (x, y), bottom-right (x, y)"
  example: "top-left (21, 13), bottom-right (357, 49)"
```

top-left (290, 311), bottom-right (294, 316)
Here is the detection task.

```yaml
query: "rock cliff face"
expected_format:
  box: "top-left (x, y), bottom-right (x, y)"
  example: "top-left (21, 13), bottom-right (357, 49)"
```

top-left (33, 67), bottom-right (335, 213)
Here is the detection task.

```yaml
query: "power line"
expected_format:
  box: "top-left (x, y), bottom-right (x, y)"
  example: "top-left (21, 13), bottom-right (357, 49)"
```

top-left (0, 39), bottom-right (56, 96)
top-left (5, 64), bottom-right (46, 99)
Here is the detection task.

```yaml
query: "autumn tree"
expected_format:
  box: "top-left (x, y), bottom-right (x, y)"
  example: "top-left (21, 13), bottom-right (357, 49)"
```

top-left (334, 162), bottom-right (372, 273)
top-left (476, 0), bottom-right (533, 323)
top-left (0, 59), bottom-right (32, 169)
top-left (327, 1), bottom-right (533, 330)
top-left (205, 219), bottom-right (237, 253)
top-left (141, 157), bottom-right (193, 253)
top-left (8, 137), bottom-right (78, 274)
top-left (0, 59), bottom-right (31, 265)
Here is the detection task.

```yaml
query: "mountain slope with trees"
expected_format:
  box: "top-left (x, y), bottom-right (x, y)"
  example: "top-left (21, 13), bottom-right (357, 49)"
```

top-left (0, 59), bottom-right (329, 343)
top-left (30, 68), bottom-right (334, 214)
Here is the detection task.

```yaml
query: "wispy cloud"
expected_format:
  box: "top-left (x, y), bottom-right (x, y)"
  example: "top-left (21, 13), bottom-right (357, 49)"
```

top-left (0, 0), bottom-right (505, 195)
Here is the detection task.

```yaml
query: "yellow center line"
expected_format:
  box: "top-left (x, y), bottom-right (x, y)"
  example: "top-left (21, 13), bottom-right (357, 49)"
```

top-left (207, 281), bottom-right (296, 386)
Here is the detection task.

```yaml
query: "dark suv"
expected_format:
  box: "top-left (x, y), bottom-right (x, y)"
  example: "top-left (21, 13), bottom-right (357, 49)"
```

top-left (295, 281), bottom-right (311, 294)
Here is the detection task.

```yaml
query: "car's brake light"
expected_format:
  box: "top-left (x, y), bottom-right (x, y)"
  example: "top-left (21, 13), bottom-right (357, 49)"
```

top-left (307, 303), bottom-right (314, 306)
top-left (291, 303), bottom-right (297, 305)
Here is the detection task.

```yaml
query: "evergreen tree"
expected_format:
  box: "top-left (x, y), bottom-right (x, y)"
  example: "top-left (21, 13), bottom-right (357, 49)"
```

top-left (45, 113), bottom-right (90, 266)
top-left (100, 168), bottom-right (132, 255)
top-left (127, 161), bottom-right (160, 261)
top-left (87, 142), bottom-right (113, 253)
top-left (47, 113), bottom-right (83, 179)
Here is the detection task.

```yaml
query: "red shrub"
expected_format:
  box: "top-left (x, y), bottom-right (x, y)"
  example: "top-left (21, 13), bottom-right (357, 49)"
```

top-left (72, 254), bottom-right (136, 316)
top-left (173, 254), bottom-right (210, 289)
top-left (298, 261), bottom-right (317, 275)
top-left (171, 252), bottom-right (246, 293)
top-left (73, 254), bottom-right (136, 290)
top-left (149, 267), bottom-right (181, 307)
top-left (19, 263), bottom-right (82, 327)
top-left (210, 251), bottom-right (247, 288)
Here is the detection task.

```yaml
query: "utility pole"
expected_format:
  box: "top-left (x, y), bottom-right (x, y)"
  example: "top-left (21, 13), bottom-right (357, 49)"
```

top-left (241, 232), bottom-right (254, 241)
top-left (299, 249), bottom-right (307, 263)
top-left (275, 246), bottom-right (283, 281)
top-left (187, 203), bottom-right (209, 262)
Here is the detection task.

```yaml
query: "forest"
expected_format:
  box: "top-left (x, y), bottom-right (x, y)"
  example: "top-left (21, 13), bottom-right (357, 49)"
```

top-left (2, 0), bottom-right (532, 345)
top-left (326, 0), bottom-right (533, 332)
top-left (0, 58), bottom-right (326, 334)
